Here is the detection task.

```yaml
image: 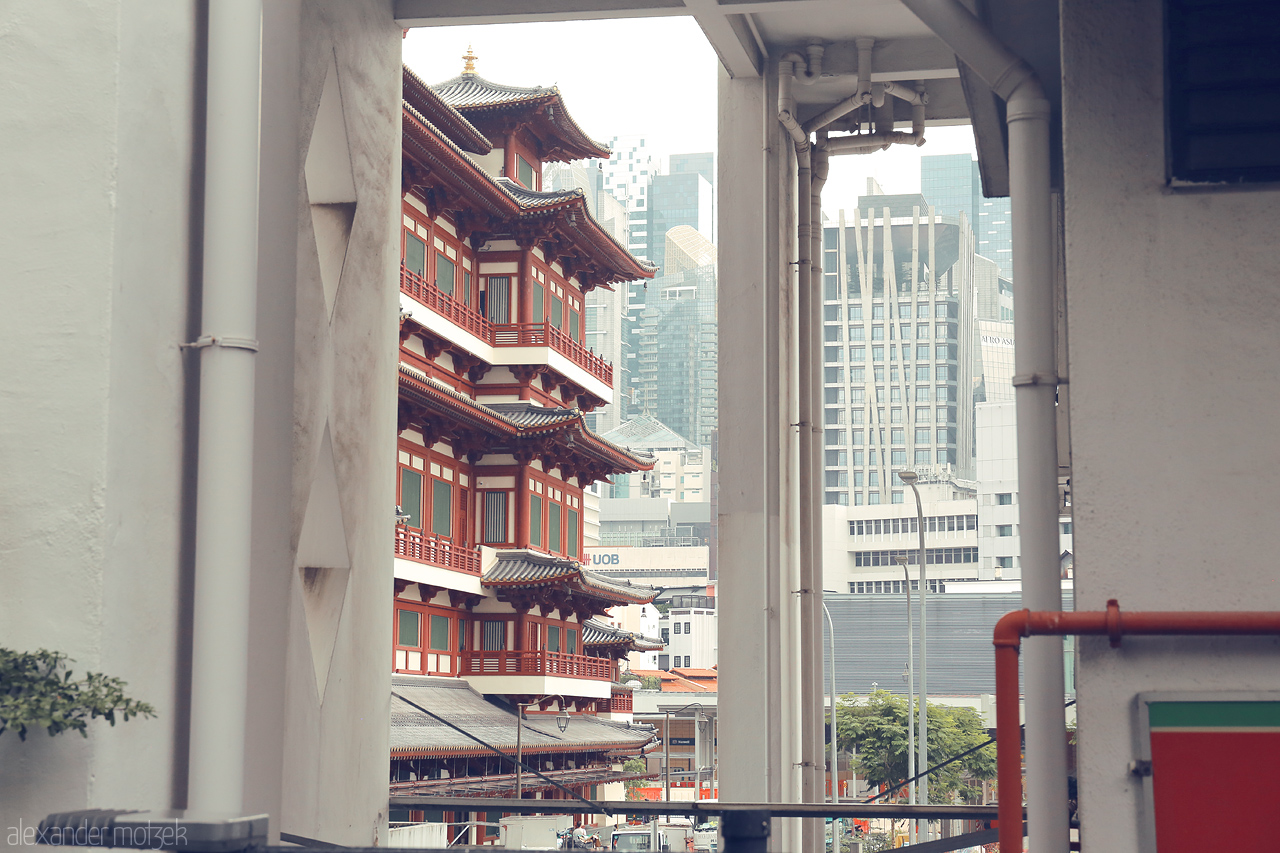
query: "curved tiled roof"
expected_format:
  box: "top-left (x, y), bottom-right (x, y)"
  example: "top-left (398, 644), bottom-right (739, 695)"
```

top-left (494, 178), bottom-right (587, 209)
top-left (402, 65), bottom-right (491, 155)
top-left (401, 107), bottom-right (654, 286)
top-left (484, 550), bottom-right (659, 605)
top-left (582, 618), bottom-right (665, 651)
top-left (391, 675), bottom-right (655, 757)
top-left (432, 74), bottom-right (554, 109)
top-left (431, 72), bottom-right (610, 161)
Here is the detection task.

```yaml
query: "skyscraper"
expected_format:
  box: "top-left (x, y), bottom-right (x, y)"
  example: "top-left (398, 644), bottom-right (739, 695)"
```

top-left (921, 153), bottom-right (1013, 282)
top-left (821, 187), bottom-right (982, 507)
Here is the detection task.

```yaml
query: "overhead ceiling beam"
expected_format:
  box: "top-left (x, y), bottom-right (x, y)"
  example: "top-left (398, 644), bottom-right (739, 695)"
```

top-left (395, 0), bottom-right (684, 27)
top-left (683, 0), bottom-right (764, 77)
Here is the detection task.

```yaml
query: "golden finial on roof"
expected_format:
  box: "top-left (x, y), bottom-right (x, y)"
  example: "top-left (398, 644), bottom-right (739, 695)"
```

top-left (462, 45), bottom-right (477, 74)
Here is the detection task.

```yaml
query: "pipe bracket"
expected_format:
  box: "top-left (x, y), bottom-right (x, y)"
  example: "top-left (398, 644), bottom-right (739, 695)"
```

top-left (1011, 372), bottom-right (1058, 387)
top-left (182, 334), bottom-right (260, 353)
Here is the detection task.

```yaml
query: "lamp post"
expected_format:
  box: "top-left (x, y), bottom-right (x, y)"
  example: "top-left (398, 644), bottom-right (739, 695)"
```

top-left (898, 470), bottom-right (928, 838)
top-left (894, 555), bottom-right (916, 846)
top-left (664, 702), bottom-right (704, 817)
top-left (516, 695), bottom-right (569, 799)
top-left (822, 603), bottom-right (840, 853)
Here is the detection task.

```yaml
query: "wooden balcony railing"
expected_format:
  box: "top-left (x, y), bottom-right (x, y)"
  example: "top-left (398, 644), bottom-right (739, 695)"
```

top-left (608, 691), bottom-right (634, 713)
top-left (401, 266), bottom-right (613, 387)
top-left (394, 527), bottom-right (482, 575)
top-left (459, 649), bottom-right (618, 681)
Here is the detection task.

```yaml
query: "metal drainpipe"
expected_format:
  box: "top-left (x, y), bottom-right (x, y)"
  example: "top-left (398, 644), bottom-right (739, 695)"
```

top-left (894, 2), bottom-right (1061, 849)
top-left (992, 601), bottom-right (1280, 852)
top-left (779, 55), bottom-right (817, 853)
top-left (808, 134), bottom-right (829, 853)
top-left (187, 0), bottom-right (263, 815)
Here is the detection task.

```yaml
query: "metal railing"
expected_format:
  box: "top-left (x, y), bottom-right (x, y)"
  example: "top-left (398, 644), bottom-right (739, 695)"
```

top-left (400, 266), bottom-right (612, 386)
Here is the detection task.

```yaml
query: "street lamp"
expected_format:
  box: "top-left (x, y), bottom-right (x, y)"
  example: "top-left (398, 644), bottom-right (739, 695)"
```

top-left (894, 555), bottom-right (916, 846)
top-left (516, 695), bottom-right (568, 799)
top-left (822, 603), bottom-right (840, 853)
top-left (898, 469), bottom-right (928, 837)
top-left (664, 702), bottom-right (704, 815)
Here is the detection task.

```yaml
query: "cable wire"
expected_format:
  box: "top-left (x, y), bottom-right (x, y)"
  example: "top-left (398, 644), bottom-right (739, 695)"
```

top-left (391, 691), bottom-right (606, 812)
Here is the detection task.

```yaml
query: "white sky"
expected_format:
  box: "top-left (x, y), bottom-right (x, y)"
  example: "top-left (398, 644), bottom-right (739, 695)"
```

top-left (403, 18), bottom-right (978, 216)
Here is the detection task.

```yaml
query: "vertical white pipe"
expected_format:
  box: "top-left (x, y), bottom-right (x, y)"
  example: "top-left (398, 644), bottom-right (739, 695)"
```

top-left (188, 0), bottom-right (263, 815)
top-left (1008, 83), bottom-right (1067, 853)
top-left (895, 4), bottom-right (1065, 850)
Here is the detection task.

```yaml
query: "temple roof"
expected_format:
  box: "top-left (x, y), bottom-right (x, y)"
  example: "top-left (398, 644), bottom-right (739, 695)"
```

top-left (581, 618), bottom-right (666, 652)
top-left (483, 550), bottom-right (660, 606)
top-left (401, 108), bottom-right (656, 289)
top-left (396, 368), bottom-right (657, 479)
top-left (431, 72), bottom-right (610, 162)
top-left (402, 65), bottom-right (491, 155)
top-left (390, 675), bottom-right (656, 758)
top-left (599, 416), bottom-right (699, 453)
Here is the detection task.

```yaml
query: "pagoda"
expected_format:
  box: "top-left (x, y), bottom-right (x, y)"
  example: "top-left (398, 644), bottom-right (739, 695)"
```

top-left (389, 51), bottom-right (662, 836)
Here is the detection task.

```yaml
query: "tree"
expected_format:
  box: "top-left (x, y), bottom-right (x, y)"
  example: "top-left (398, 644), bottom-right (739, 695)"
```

top-left (833, 690), bottom-right (995, 803)
top-left (622, 757), bottom-right (650, 800)
top-left (0, 649), bottom-right (156, 740)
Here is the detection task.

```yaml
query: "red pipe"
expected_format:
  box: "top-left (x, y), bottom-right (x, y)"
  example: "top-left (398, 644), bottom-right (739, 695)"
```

top-left (993, 599), bottom-right (1280, 852)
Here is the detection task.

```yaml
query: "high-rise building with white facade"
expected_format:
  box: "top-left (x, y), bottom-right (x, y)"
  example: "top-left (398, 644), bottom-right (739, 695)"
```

top-left (821, 189), bottom-right (980, 506)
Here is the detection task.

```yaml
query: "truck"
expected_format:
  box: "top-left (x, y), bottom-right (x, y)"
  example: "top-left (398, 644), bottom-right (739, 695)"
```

top-left (500, 814), bottom-right (573, 849)
top-left (610, 821), bottom-right (693, 852)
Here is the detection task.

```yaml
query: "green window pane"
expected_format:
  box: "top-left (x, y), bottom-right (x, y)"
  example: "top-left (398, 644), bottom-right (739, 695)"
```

top-left (437, 254), bottom-right (456, 296)
top-left (533, 285), bottom-right (544, 322)
top-left (568, 628), bottom-right (578, 655)
top-left (550, 295), bottom-right (563, 329)
top-left (458, 619), bottom-right (468, 651)
top-left (547, 625), bottom-right (561, 653)
top-left (549, 502), bottom-right (562, 552)
top-left (429, 614), bottom-right (450, 651)
top-left (431, 480), bottom-right (452, 537)
top-left (517, 155), bottom-right (535, 189)
top-left (569, 310), bottom-right (579, 340)
top-left (567, 508), bottom-right (579, 557)
top-left (400, 469), bottom-right (422, 529)
top-left (463, 271), bottom-right (471, 306)
top-left (404, 234), bottom-right (425, 276)
top-left (398, 609), bottom-right (420, 648)
top-left (529, 494), bottom-right (543, 547)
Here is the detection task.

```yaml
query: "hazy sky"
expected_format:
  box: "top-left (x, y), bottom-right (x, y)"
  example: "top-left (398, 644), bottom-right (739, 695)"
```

top-left (403, 18), bottom-right (978, 216)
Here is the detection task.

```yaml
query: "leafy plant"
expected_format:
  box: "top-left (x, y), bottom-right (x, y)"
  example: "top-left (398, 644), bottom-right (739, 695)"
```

top-left (622, 757), bottom-right (650, 799)
top-left (0, 648), bottom-right (156, 740)
top-left (833, 690), bottom-right (996, 804)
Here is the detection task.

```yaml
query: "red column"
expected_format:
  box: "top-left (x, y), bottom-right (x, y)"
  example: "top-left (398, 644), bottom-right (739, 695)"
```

top-left (514, 466), bottom-right (530, 548)
top-left (517, 249), bottom-right (533, 325)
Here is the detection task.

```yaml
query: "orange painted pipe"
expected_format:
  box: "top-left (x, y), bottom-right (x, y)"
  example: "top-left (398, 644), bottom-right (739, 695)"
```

top-left (993, 599), bottom-right (1280, 852)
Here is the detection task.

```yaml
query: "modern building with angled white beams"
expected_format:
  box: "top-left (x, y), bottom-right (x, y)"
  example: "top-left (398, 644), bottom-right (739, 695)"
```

top-left (6, 2), bottom-right (1280, 852)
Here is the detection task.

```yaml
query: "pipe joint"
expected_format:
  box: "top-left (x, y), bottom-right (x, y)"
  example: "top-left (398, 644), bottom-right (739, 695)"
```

top-left (1106, 599), bottom-right (1123, 648)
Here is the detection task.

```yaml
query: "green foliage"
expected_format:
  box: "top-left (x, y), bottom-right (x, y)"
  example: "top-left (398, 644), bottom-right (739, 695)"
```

top-left (622, 757), bottom-right (650, 799)
top-left (639, 675), bottom-right (662, 691)
top-left (833, 689), bottom-right (995, 804)
top-left (0, 649), bottom-right (156, 741)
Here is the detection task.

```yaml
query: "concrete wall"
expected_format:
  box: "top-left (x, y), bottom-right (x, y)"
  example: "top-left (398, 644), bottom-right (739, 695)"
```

top-left (0, 1), bottom-right (399, 843)
top-left (279, 2), bottom-right (400, 845)
top-left (1061, 0), bottom-right (1280, 847)
top-left (0, 0), bottom-right (201, 826)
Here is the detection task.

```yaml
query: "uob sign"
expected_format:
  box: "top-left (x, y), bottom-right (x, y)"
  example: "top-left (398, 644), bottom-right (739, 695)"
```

top-left (589, 553), bottom-right (621, 566)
